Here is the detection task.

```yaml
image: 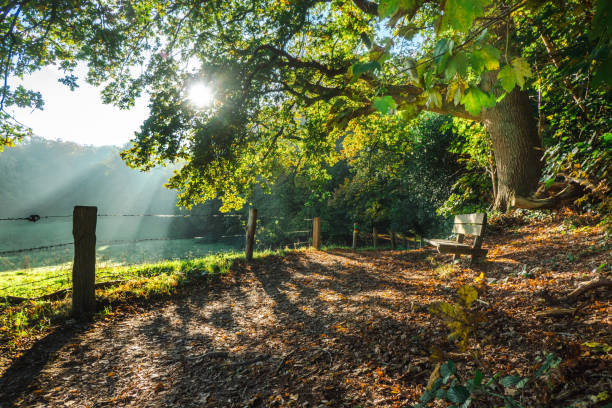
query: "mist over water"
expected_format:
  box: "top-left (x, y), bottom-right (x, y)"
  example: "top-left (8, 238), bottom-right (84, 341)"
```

top-left (0, 137), bottom-right (240, 272)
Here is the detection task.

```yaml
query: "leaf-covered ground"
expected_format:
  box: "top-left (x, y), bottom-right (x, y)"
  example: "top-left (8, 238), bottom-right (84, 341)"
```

top-left (0, 215), bottom-right (610, 407)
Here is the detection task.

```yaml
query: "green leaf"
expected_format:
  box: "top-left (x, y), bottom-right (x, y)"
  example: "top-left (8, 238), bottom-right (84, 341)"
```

top-left (602, 132), bottom-right (612, 145)
top-left (434, 38), bottom-right (453, 63)
top-left (473, 370), bottom-right (483, 386)
top-left (379, 0), bottom-right (400, 18)
top-left (497, 64), bottom-right (515, 93)
top-left (497, 58), bottom-right (532, 92)
top-left (420, 389), bottom-right (435, 402)
top-left (397, 104), bottom-right (418, 121)
top-left (425, 89), bottom-right (442, 108)
top-left (461, 87), bottom-right (495, 116)
top-left (373, 95), bottom-right (397, 114)
top-left (511, 58), bottom-right (532, 88)
top-left (500, 375), bottom-right (528, 388)
top-left (470, 45), bottom-right (500, 74)
top-left (447, 385), bottom-right (470, 404)
top-left (441, 360), bottom-right (456, 383)
top-left (535, 353), bottom-right (561, 378)
top-left (445, 52), bottom-right (469, 80)
top-left (441, 0), bottom-right (492, 32)
top-left (446, 81), bottom-right (465, 106)
top-left (351, 61), bottom-right (382, 77)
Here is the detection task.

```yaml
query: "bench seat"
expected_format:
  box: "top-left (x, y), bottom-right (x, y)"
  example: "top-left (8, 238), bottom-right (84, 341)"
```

top-left (425, 213), bottom-right (488, 261)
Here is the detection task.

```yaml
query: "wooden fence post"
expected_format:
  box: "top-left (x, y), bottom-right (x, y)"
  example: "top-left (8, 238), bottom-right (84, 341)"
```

top-left (403, 235), bottom-right (407, 249)
top-left (352, 222), bottom-right (358, 250)
top-left (312, 216), bottom-right (321, 250)
top-left (245, 207), bottom-right (257, 262)
top-left (372, 227), bottom-right (377, 248)
top-left (390, 230), bottom-right (396, 249)
top-left (72, 205), bottom-right (97, 315)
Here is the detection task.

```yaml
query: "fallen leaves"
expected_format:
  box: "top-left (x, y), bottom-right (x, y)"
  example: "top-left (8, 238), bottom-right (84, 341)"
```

top-left (0, 215), bottom-right (609, 408)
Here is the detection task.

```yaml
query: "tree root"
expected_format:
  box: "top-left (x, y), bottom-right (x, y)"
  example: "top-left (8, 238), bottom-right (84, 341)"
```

top-left (561, 276), bottom-right (612, 302)
top-left (512, 182), bottom-right (582, 210)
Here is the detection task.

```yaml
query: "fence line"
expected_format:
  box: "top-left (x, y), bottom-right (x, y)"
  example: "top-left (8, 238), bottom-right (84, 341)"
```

top-left (0, 236), bottom-right (217, 256)
top-left (0, 213), bottom-right (246, 222)
top-left (0, 242), bottom-right (74, 256)
top-left (1, 206), bottom-right (323, 312)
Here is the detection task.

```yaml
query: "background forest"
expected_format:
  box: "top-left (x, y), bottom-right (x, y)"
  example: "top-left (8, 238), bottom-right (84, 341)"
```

top-left (0, 112), bottom-right (490, 258)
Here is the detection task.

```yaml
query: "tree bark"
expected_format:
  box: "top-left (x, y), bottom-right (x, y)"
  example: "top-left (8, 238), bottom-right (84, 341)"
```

top-left (480, 81), bottom-right (543, 211)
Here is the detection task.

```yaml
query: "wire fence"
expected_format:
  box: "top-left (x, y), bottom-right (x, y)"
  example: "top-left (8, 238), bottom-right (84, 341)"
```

top-left (0, 211), bottom-right (316, 300)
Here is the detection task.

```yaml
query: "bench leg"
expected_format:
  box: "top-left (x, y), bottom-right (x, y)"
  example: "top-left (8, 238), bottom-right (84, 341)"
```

top-left (453, 234), bottom-right (464, 261)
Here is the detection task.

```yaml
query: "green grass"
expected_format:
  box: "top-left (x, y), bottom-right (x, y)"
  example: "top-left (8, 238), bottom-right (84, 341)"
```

top-left (0, 248), bottom-right (292, 352)
top-left (0, 243), bottom-right (236, 298)
top-left (0, 238), bottom-right (238, 273)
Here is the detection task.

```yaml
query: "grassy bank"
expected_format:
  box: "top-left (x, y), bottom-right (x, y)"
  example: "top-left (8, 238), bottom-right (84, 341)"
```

top-left (0, 249), bottom-right (288, 353)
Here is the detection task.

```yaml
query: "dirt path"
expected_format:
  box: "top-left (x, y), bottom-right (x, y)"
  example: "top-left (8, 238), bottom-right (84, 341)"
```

top-left (0, 218), bottom-right (610, 407)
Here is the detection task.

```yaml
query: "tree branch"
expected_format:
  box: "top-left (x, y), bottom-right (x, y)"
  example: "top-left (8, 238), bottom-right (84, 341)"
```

top-left (351, 0), bottom-right (378, 16)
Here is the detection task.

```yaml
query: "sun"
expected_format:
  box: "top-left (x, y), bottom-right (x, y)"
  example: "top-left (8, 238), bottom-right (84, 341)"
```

top-left (188, 83), bottom-right (214, 108)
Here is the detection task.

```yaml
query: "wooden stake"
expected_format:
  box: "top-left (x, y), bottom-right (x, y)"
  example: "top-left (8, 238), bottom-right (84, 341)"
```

top-left (372, 227), bottom-right (377, 248)
top-left (352, 222), bottom-right (358, 250)
top-left (312, 217), bottom-right (321, 250)
top-left (245, 207), bottom-right (257, 262)
top-left (390, 231), bottom-right (396, 249)
top-left (72, 206), bottom-right (97, 315)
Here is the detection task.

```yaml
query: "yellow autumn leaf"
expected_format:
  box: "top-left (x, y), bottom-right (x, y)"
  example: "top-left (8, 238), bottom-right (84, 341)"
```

top-left (474, 272), bottom-right (485, 284)
top-left (427, 363), bottom-right (441, 390)
top-left (457, 285), bottom-right (478, 308)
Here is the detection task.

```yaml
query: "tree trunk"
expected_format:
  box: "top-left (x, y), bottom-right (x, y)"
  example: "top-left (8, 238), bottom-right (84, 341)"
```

top-left (481, 85), bottom-right (543, 211)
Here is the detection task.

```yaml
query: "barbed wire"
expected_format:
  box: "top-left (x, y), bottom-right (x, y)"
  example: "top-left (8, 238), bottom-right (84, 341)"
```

top-left (0, 242), bottom-right (74, 256)
top-left (0, 236), bottom-right (222, 256)
top-left (0, 213), bottom-right (246, 222)
top-left (0, 215), bottom-right (71, 221)
top-left (97, 236), bottom-right (200, 246)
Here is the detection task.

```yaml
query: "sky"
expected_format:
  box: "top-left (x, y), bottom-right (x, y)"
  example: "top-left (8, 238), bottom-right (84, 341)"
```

top-left (9, 65), bottom-right (149, 147)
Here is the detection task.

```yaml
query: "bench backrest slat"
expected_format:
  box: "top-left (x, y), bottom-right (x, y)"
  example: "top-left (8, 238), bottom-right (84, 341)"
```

top-left (452, 213), bottom-right (487, 236)
top-left (454, 213), bottom-right (486, 224)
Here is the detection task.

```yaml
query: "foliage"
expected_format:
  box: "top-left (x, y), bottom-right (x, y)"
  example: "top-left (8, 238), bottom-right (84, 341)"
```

top-left (438, 118), bottom-right (493, 216)
top-left (428, 284), bottom-right (482, 351)
top-left (328, 113), bottom-right (463, 238)
top-left (1, 1), bottom-right (611, 218)
top-left (410, 354), bottom-right (562, 408)
top-left (516, 1), bottom-right (612, 211)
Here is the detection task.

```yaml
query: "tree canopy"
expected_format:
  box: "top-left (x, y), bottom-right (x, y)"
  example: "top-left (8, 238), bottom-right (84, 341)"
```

top-left (1, 0), bottom-right (610, 213)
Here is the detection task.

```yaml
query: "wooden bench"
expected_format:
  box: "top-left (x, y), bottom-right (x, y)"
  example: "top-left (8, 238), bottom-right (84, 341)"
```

top-left (424, 213), bottom-right (488, 261)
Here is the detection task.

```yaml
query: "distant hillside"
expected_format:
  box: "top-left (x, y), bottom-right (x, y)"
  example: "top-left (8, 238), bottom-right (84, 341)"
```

top-left (0, 137), bottom-right (179, 218)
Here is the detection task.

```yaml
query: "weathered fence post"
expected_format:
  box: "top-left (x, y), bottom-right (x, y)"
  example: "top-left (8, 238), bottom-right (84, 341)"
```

top-left (245, 207), bottom-right (257, 262)
top-left (312, 216), bottom-right (321, 250)
top-left (403, 235), bottom-right (407, 249)
top-left (352, 222), bottom-right (358, 250)
top-left (390, 231), bottom-right (396, 250)
top-left (372, 227), bottom-right (377, 248)
top-left (72, 205), bottom-right (97, 315)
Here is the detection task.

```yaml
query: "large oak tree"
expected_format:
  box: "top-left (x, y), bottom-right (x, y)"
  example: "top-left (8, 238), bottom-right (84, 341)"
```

top-left (1, 0), bottom-right (609, 210)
